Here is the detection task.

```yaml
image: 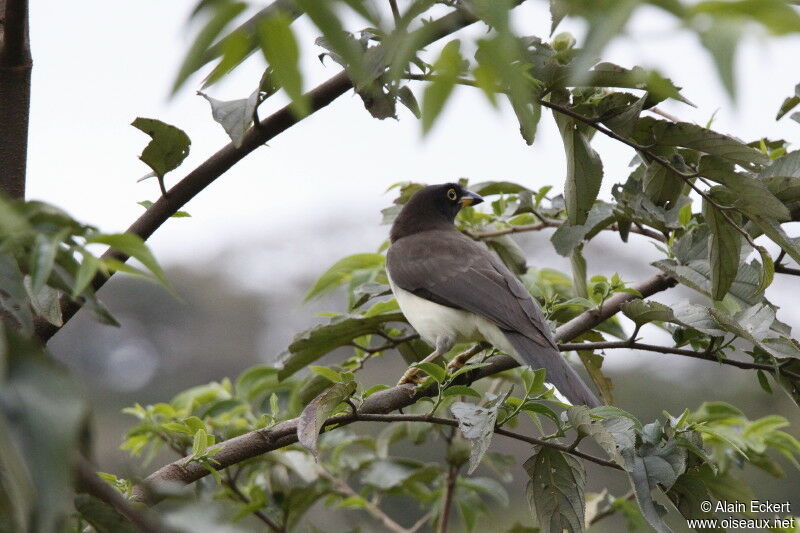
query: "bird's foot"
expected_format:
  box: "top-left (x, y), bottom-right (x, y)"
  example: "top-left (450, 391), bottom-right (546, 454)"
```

top-left (397, 367), bottom-right (426, 386)
top-left (446, 352), bottom-right (475, 373)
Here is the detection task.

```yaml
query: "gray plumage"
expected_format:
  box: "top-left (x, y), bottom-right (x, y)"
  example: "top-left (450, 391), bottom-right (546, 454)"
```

top-left (387, 183), bottom-right (600, 407)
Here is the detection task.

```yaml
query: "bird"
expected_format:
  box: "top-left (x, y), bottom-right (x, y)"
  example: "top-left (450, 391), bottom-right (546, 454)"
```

top-left (385, 182), bottom-right (601, 407)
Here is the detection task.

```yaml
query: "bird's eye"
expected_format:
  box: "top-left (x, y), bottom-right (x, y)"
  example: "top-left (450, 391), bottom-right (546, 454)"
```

top-left (447, 188), bottom-right (457, 201)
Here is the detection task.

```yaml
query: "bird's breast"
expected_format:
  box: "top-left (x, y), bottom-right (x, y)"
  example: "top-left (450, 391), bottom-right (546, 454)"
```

top-left (388, 275), bottom-right (518, 356)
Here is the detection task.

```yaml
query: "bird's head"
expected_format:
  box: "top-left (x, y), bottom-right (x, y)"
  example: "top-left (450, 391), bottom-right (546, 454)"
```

top-left (390, 183), bottom-right (484, 242)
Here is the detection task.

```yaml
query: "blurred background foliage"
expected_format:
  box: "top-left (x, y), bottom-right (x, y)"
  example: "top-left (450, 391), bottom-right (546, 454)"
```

top-left (4, 0), bottom-right (800, 532)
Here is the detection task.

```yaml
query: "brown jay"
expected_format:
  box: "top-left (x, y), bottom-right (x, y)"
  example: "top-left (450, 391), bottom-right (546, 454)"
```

top-left (386, 183), bottom-right (600, 407)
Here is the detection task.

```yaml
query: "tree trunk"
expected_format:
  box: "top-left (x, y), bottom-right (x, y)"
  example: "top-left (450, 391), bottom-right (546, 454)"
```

top-left (0, 0), bottom-right (32, 199)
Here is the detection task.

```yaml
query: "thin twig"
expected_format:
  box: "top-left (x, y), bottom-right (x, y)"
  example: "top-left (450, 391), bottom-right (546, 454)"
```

top-left (75, 457), bottom-right (164, 533)
top-left (648, 107), bottom-right (682, 122)
top-left (469, 219), bottom-right (666, 242)
top-left (352, 413), bottom-right (622, 470)
top-left (558, 340), bottom-right (800, 381)
top-left (224, 474), bottom-right (285, 532)
top-left (323, 470), bottom-right (411, 533)
top-left (775, 264), bottom-right (800, 276)
top-left (437, 464), bottom-right (459, 533)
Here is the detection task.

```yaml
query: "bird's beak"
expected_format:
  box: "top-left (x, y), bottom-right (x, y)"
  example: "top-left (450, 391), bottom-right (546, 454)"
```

top-left (459, 190), bottom-right (484, 207)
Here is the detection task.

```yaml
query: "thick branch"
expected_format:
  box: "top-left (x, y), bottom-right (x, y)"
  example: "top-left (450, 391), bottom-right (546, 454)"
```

top-left (0, 0), bottom-right (30, 66)
top-left (559, 340), bottom-right (800, 381)
top-left (35, 5), bottom-right (493, 343)
top-left (0, 0), bottom-right (32, 200)
top-left (131, 272), bottom-right (670, 503)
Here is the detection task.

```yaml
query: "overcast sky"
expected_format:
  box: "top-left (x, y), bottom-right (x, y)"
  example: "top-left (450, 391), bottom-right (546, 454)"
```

top-left (26, 1), bottom-right (800, 303)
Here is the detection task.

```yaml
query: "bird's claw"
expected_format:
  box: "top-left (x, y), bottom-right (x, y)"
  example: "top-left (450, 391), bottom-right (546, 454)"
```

top-left (397, 367), bottom-right (425, 386)
top-left (446, 353), bottom-right (474, 373)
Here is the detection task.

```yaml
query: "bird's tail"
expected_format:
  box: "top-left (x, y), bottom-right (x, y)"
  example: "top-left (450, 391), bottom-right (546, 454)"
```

top-left (504, 331), bottom-right (601, 408)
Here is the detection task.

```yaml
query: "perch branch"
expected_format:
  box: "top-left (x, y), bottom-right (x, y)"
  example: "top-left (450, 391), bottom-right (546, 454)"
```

top-left (131, 272), bottom-right (672, 504)
top-left (34, 4), bottom-right (509, 343)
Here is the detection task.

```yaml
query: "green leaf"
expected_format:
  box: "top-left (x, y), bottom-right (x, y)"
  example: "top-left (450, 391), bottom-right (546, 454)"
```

top-left (553, 91), bottom-right (604, 225)
top-left (633, 117), bottom-right (769, 167)
top-left (277, 312), bottom-right (405, 379)
top-left (666, 471), bottom-right (719, 531)
top-left (442, 385), bottom-right (482, 398)
top-left (0, 330), bottom-right (86, 532)
top-left (295, 0), bottom-right (367, 84)
top-left (691, 0), bottom-right (800, 35)
top-left (131, 118), bottom-right (191, 183)
top-left (570, 245), bottom-right (587, 299)
top-left (576, 350), bottom-right (614, 406)
top-left (450, 398), bottom-right (501, 475)
top-left (397, 86), bottom-right (421, 118)
top-left (749, 215), bottom-right (800, 265)
top-left (699, 156), bottom-right (790, 220)
top-left (776, 83), bottom-right (800, 120)
top-left (74, 494), bottom-right (137, 533)
top-left (703, 199), bottom-right (741, 301)
top-left (411, 361), bottom-right (446, 383)
top-left (486, 235), bottom-right (528, 275)
top-left (29, 233), bottom-right (59, 295)
top-left (621, 299), bottom-right (674, 326)
top-left (23, 278), bottom-right (62, 327)
top-left (0, 254), bottom-right (33, 333)
top-left (566, 406), bottom-right (625, 465)
top-left (297, 381), bottom-right (357, 459)
top-left (623, 426), bottom-right (686, 533)
top-left (642, 163), bottom-right (683, 207)
top-left (137, 200), bottom-right (190, 217)
top-left (304, 253), bottom-right (384, 301)
top-left (172, 2), bottom-right (248, 93)
top-left (550, 202), bottom-right (614, 256)
top-left (699, 19), bottom-right (741, 100)
top-left (191, 428), bottom-right (208, 456)
top-left (568, 0), bottom-right (639, 86)
top-left (199, 88), bottom-right (260, 148)
top-left (308, 365), bottom-right (342, 383)
top-left (257, 12), bottom-right (308, 116)
top-left (86, 233), bottom-right (171, 291)
top-left (524, 447), bottom-right (586, 533)
top-left (72, 252), bottom-right (99, 299)
top-left (421, 40), bottom-right (462, 134)
top-left (586, 63), bottom-right (690, 106)
top-left (360, 458), bottom-right (420, 490)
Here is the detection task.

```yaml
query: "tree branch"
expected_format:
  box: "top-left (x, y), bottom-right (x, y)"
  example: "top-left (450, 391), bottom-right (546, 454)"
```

top-left (323, 469), bottom-right (412, 533)
top-left (0, 0), bottom-right (32, 200)
top-left (223, 474), bottom-right (285, 532)
top-left (131, 272), bottom-right (671, 504)
top-left (559, 340), bottom-right (800, 381)
top-left (469, 219), bottom-right (666, 242)
top-left (405, 73), bottom-right (764, 253)
top-left (0, 0), bottom-right (30, 66)
top-left (35, 4), bottom-right (501, 343)
top-left (75, 457), bottom-right (164, 533)
top-left (437, 463), bottom-right (459, 533)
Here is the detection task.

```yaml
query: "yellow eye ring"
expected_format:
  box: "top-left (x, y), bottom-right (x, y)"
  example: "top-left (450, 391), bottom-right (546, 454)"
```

top-left (447, 188), bottom-right (457, 201)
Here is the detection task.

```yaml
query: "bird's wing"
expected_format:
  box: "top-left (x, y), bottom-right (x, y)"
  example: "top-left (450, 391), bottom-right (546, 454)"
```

top-left (386, 230), bottom-right (557, 351)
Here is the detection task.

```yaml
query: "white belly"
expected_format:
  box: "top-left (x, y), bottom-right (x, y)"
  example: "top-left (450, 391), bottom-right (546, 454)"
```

top-left (388, 276), bottom-right (518, 357)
